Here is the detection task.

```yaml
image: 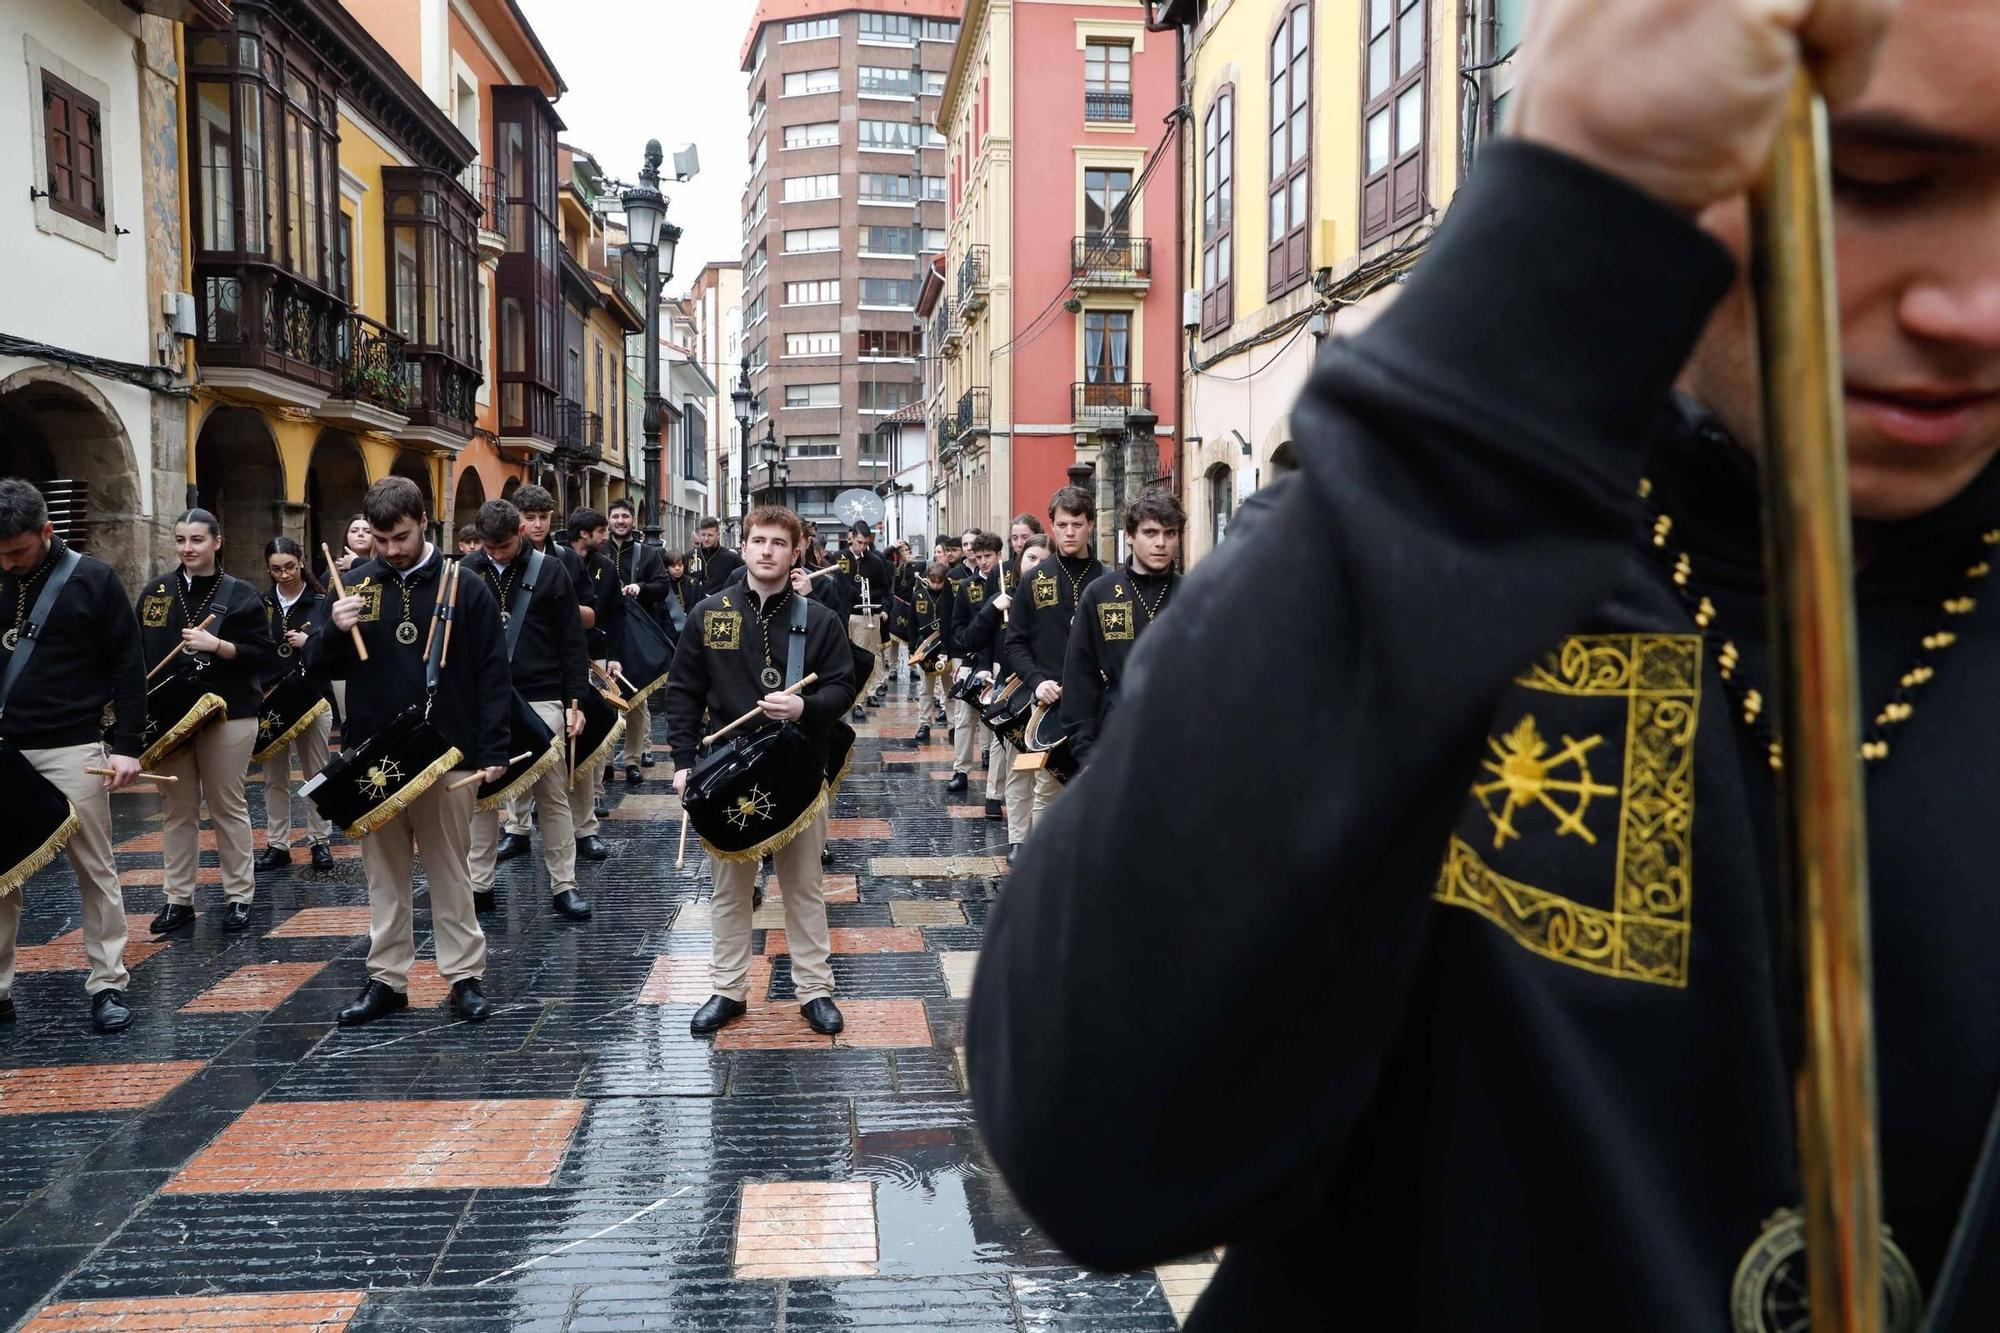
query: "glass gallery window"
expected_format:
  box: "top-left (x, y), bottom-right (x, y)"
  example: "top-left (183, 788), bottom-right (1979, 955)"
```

top-left (383, 167), bottom-right (481, 369)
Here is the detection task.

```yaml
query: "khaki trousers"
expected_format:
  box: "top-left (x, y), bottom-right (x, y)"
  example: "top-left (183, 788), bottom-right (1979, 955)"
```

top-left (474, 701), bottom-right (578, 894)
top-left (848, 615), bottom-right (881, 694)
top-left (951, 699), bottom-right (982, 775)
top-left (918, 670), bottom-right (948, 715)
top-left (711, 809), bottom-right (833, 1003)
top-left (359, 774), bottom-right (486, 991)
top-left (1, 742), bottom-right (129, 997)
top-left (157, 717), bottom-right (259, 905)
top-left (987, 732), bottom-right (1009, 803)
top-left (617, 692), bottom-right (652, 763)
top-left (1003, 748), bottom-right (1062, 845)
top-left (262, 710), bottom-right (332, 848)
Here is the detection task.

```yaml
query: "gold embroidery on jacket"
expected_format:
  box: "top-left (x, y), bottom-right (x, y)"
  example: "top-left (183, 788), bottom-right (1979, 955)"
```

top-left (140, 594), bottom-right (170, 627)
top-left (1032, 571), bottom-right (1059, 610)
top-left (1435, 634), bottom-right (1700, 987)
top-left (1099, 602), bottom-right (1135, 641)
top-left (704, 610), bottom-right (742, 650)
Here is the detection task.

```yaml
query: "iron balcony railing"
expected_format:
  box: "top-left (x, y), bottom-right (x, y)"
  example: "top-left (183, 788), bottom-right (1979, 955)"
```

top-left (1084, 89), bottom-right (1133, 122)
top-left (955, 386), bottom-right (990, 435)
top-left (1071, 234), bottom-right (1152, 283)
top-left (1072, 379), bottom-right (1150, 422)
top-left (956, 245), bottom-right (990, 312)
top-left (460, 164), bottom-right (508, 241)
top-left (332, 312), bottom-right (410, 413)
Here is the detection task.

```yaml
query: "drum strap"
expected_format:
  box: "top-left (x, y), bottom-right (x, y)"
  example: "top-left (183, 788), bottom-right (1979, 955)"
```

top-left (0, 547), bottom-right (82, 723)
top-left (503, 548), bottom-right (545, 662)
top-left (783, 592), bottom-right (809, 689)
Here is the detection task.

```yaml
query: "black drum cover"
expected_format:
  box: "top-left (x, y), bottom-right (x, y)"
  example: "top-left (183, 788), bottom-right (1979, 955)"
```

top-left (475, 691), bottom-right (561, 812)
top-left (824, 718), bottom-right (857, 796)
top-left (979, 676), bottom-right (1034, 746)
top-left (949, 670), bottom-right (990, 704)
top-left (852, 641), bottom-right (879, 699)
top-left (140, 659), bottom-right (226, 768)
top-left (252, 672), bottom-right (330, 764)
top-left (683, 723), bottom-right (828, 863)
top-left (621, 602), bottom-right (674, 702)
top-left (888, 595), bottom-right (915, 645)
top-left (1, 744), bottom-right (80, 897)
top-left (305, 706), bottom-right (462, 837)
top-left (568, 687), bottom-right (627, 790)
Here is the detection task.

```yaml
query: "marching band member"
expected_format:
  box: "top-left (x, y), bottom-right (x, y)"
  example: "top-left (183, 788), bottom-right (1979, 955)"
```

top-left (943, 534), bottom-right (997, 792)
top-left (687, 517), bottom-right (743, 600)
top-left (909, 562), bottom-right (950, 743)
top-left (952, 532), bottom-right (1007, 816)
top-left (566, 508), bottom-right (623, 861)
top-left (984, 536), bottom-right (1048, 848)
top-left (142, 509), bottom-right (273, 936)
top-left (834, 522), bottom-right (891, 722)
top-left (663, 505), bottom-right (856, 1038)
top-left (316, 478), bottom-right (508, 1026)
top-left (254, 537), bottom-right (334, 872)
top-left (606, 498), bottom-right (668, 781)
top-left (1061, 493), bottom-right (1183, 768)
top-left (0, 479), bottom-right (144, 1033)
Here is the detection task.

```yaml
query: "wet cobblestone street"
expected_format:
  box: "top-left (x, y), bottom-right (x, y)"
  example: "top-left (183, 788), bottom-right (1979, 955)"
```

top-left (0, 683), bottom-right (1214, 1330)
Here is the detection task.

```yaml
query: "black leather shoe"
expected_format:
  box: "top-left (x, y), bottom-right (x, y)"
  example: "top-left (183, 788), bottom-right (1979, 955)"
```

top-left (802, 997), bottom-right (844, 1035)
top-left (752, 884), bottom-right (764, 909)
top-left (552, 889), bottom-right (592, 920)
top-left (309, 842), bottom-right (335, 871)
top-left (640, 753), bottom-right (656, 768)
top-left (624, 764), bottom-right (643, 784)
top-left (449, 978), bottom-right (493, 1023)
top-left (934, 708), bottom-right (949, 727)
top-left (473, 888), bottom-right (497, 913)
top-left (576, 835), bottom-right (610, 861)
top-left (914, 725), bottom-right (931, 743)
top-left (337, 980), bottom-right (407, 1027)
top-left (221, 901), bottom-right (253, 932)
top-left (254, 846), bottom-right (292, 871)
top-left (593, 801), bottom-right (609, 820)
top-left (944, 772), bottom-right (969, 794)
top-left (91, 988), bottom-right (132, 1034)
top-left (1008, 843), bottom-right (1022, 867)
top-left (149, 903), bottom-right (195, 935)
top-left (985, 799), bottom-right (1003, 820)
top-left (495, 832), bottom-right (531, 861)
top-left (908, 666), bottom-right (922, 682)
top-left (820, 845), bottom-right (834, 867)
top-left (850, 706), bottom-right (867, 723)
top-left (0, 995), bottom-right (14, 1022)
top-left (689, 994), bottom-right (745, 1035)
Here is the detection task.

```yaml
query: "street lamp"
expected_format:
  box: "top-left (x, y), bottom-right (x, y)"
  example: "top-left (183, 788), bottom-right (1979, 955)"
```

top-left (623, 142), bottom-right (669, 540)
top-left (762, 422), bottom-right (783, 509)
top-left (731, 355), bottom-right (754, 536)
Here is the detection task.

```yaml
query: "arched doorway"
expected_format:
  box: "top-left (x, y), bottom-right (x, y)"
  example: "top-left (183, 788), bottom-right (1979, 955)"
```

top-left (389, 450), bottom-right (435, 542)
top-left (193, 406), bottom-right (286, 577)
top-left (500, 475), bottom-right (521, 502)
top-left (453, 466), bottom-right (487, 529)
top-left (1206, 463), bottom-right (1233, 549)
top-left (305, 431), bottom-right (369, 563)
top-left (0, 366), bottom-right (144, 584)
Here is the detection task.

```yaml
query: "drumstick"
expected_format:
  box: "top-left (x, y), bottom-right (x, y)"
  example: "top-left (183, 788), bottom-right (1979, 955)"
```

top-left (421, 560), bottom-right (444, 660)
top-left (614, 668), bottom-right (644, 695)
top-left (85, 767), bottom-right (178, 783)
top-left (444, 753), bottom-right (533, 793)
top-left (700, 673), bottom-right (818, 747)
top-left (147, 613), bottom-right (218, 681)
top-left (438, 559), bottom-right (462, 668)
top-left (566, 697), bottom-right (578, 783)
top-left (676, 805), bottom-right (689, 870)
top-left (320, 545), bottom-right (370, 663)
top-left (805, 564), bottom-right (841, 582)
top-left (590, 662), bottom-right (626, 702)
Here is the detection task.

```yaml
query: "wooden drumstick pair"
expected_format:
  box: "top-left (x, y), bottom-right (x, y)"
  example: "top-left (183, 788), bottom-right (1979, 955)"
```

top-left (676, 673), bottom-right (821, 869)
top-left (444, 751), bottom-right (533, 793)
top-left (320, 543), bottom-right (371, 662)
top-left (85, 767), bottom-right (177, 783)
top-left (146, 612), bottom-right (219, 682)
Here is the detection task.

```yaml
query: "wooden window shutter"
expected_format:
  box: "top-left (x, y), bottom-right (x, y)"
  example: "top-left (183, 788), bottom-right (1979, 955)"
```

top-left (44, 80), bottom-right (74, 205)
top-left (71, 96), bottom-right (102, 218)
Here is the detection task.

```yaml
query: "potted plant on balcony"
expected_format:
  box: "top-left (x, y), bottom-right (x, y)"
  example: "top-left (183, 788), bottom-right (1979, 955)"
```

top-left (341, 363), bottom-right (410, 413)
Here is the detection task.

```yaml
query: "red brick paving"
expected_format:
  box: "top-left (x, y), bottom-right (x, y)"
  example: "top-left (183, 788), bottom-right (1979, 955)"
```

top-left (21, 1291), bottom-right (364, 1332)
top-left (714, 999), bottom-right (930, 1051)
top-left (403, 960), bottom-right (452, 1007)
top-left (163, 1099), bottom-right (586, 1193)
top-left (116, 829), bottom-right (271, 853)
top-left (0, 1061), bottom-right (205, 1115)
top-left (760, 927), bottom-right (923, 956)
top-left (117, 866), bottom-right (223, 887)
top-left (735, 1181), bottom-right (878, 1278)
top-left (180, 962), bottom-right (327, 1013)
top-left (825, 818), bottom-right (893, 840)
top-left (947, 805), bottom-right (988, 819)
top-left (766, 873), bottom-right (859, 903)
top-left (881, 746), bottom-right (956, 764)
top-left (266, 907), bottom-right (374, 938)
top-left (640, 956), bottom-right (772, 1006)
top-left (15, 932), bottom-right (172, 973)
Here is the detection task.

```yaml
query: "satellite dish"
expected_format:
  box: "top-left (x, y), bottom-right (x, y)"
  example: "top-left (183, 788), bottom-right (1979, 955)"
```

top-left (832, 488), bottom-right (886, 529)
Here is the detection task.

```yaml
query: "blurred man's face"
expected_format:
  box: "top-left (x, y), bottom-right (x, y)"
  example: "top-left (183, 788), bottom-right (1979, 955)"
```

top-left (1050, 508), bottom-right (1092, 557)
top-left (577, 525), bottom-right (608, 554)
top-left (519, 508), bottom-right (553, 545)
top-left (696, 527), bottom-right (719, 549)
top-left (483, 532), bottom-right (523, 566)
top-left (372, 516), bottom-right (428, 570)
top-left (1683, 0), bottom-right (2000, 521)
top-left (609, 508), bottom-right (635, 537)
top-left (0, 523), bottom-right (53, 575)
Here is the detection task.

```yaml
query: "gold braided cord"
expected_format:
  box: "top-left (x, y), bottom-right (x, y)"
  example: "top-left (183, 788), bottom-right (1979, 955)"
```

top-left (343, 746), bottom-right (465, 837)
top-left (1, 805), bottom-right (81, 897)
top-left (623, 671), bottom-right (669, 707)
top-left (251, 698), bottom-right (330, 765)
top-left (139, 693), bottom-right (226, 768)
top-left (698, 783), bottom-right (830, 865)
top-left (568, 717), bottom-right (628, 790)
top-left (475, 736), bottom-right (563, 813)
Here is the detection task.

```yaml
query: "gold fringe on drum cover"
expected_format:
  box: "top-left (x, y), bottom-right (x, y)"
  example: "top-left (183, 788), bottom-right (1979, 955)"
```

top-left (251, 697), bottom-right (329, 765)
top-left (139, 692), bottom-right (225, 768)
top-left (698, 781), bottom-right (830, 865)
top-left (476, 737), bottom-right (564, 813)
top-left (1, 805), bottom-right (80, 897)
top-left (342, 746), bottom-right (464, 837)
top-left (568, 717), bottom-right (627, 789)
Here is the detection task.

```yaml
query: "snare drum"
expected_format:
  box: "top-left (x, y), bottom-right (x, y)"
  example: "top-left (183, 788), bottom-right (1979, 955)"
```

top-left (1021, 699), bottom-right (1080, 785)
top-left (978, 676), bottom-right (1035, 747)
top-left (303, 707), bottom-right (463, 837)
top-left (251, 672), bottom-right (330, 765)
top-left (1, 744), bottom-right (80, 897)
top-left (140, 663), bottom-right (226, 768)
top-left (568, 687), bottom-right (628, 789)
top-left (682, 722), bottom-right (829, 863)
top-left (475, 691), bottom-right (562, 812)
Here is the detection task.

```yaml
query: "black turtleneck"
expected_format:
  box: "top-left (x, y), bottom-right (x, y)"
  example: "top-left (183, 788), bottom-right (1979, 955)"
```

top-left (0, 536), bottom-right (146, 753)
top-left (1060, 562), bottom-right (1179, 764)
top-left (1003, 550), bottom-right (1108, 688)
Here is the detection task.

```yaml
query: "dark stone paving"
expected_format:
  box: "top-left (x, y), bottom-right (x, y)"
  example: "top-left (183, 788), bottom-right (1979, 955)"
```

top-left (0, 684), bottom-right (1205, 1330)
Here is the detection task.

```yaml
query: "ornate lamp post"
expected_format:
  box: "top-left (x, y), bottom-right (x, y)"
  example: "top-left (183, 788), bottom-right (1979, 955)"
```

top-left (731, 355), bottom-right (754, 539)
top-left (620, 142), bottom-right (677, 541)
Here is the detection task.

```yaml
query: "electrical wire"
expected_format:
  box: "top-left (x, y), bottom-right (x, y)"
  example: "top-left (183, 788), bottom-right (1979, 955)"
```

top-left (0, 334), bottom-right (189, 397)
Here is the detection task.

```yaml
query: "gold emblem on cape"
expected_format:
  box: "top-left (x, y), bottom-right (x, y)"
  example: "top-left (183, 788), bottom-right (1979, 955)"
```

top-left (1730, 1208), bottom-right (1921, 1333)
top-left (361, 757), bottom-right (404, 799)
top-left (968, 582), bottom-right (984, 603)
top-left (352, 582), bottom-right (383, 623)
top-left (141, 594), bottom-right (170, 627)
top-left (726, 785), bottom-right (775, 830)
top-left (704, 610), bottom-right (742, 650)
top-left (1032, 571), bottom-right (1059, 609)
top-left (1099, 602), bottom-right (1135, 641)
top-left (258, 710), bottom-right (279, 740)
top-left (1472, 715), bottom-right (1617, 849)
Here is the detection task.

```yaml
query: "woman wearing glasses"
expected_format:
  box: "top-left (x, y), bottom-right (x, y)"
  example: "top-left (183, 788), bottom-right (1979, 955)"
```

top-left (254, 537), bottom-right (334, 872)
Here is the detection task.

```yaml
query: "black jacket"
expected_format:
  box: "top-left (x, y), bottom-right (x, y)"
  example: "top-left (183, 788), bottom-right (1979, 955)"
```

top-left (458, 546), bottom-right (589, 705)
top-left (0, 538), bottom-right (146, 754)
top-left (1060, 566), bottom-right (1177, 764)
top-left (687, 544), bottom-right (743, 600)
top-left (306, 548), bottom-right (510, 769)
top-left (969, 141), bottom-right (2000, 1329)
top-left (949, 566), bottom-right (998, 659)
top-left (910, 581), bottom-right (947, 642)
top-left (578, 546), bottom-right (626, 662)
top-left (607, 534), bottom-right (670, 614)
top-left (659, 583), bottom-right (858, 771)
top-left (1001, 554), bottom-right (1106, 689)
top-left (136, 569), bottom-right (275, 721)
top-left (262, 585), bottom-right (329, 691)
top-left (833, 548), bottom-right (891, 618)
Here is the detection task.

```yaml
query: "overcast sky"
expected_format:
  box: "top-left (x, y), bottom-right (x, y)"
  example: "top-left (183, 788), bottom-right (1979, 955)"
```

top-left (515, 0), bottom-right (755, 297)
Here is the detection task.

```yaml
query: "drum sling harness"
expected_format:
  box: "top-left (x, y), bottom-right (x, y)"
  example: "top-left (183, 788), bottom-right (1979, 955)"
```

top-left (0, 547), bottom-right (82, 723)
top-left (783, 591), bottom-right (809, 692)
top-left (503, 548), bottom-right (546, 662)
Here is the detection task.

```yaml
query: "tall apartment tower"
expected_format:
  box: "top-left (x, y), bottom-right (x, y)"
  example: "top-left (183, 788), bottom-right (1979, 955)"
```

top-left (738, 0), bottom-right (963, 534)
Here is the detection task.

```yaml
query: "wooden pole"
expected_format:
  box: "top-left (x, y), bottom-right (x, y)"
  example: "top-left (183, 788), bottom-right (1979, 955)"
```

top-left (320, 544), bottom-right (370, 662)
top-left (445, 753), bottom-right (533, 793)
top-left (700, 673), bottom-right (818, 747)
top-left (146, 613), bottom-right (217, 681)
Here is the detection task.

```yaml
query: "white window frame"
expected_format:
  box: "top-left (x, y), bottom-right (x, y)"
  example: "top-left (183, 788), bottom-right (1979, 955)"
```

top-left (784, 330), bottom-right (840, 358)
top-left (785, 383), bottom-right (840, 409)
top-left (783, 173), bottom-right (841, 203)
top-left (786, 434), bottom-right (841, 459)
top-left (783, 17), bottom-right (839, 42)
top-left (783, 227), bottom-right (840, 254)
top-left (784, 121), bottom-right (840, 150)
top-left (784, 278), bottom-right (841, 305)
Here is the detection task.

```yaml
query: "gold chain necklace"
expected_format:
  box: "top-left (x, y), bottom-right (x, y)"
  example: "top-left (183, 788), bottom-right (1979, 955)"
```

top-left (3, 547), bottom-right (59, 652)
top-left (175, 569), bottom-right (222, 651)
top-left (1132, 570), bottom-right (1172, 625)
top-left (484, 558), bottom-right (522, 628)
top-left (756, 589), bottom-right (791, 691)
